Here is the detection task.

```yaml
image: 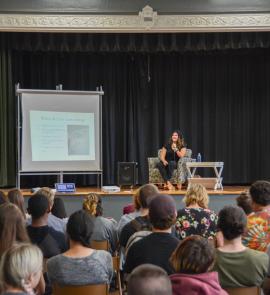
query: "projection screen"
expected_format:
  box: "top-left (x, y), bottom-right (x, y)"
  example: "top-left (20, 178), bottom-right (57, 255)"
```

top-left (20, 91), bottom-right (101, 172)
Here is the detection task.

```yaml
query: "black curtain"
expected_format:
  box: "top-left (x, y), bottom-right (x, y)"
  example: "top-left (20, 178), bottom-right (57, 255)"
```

top-left (1, 32), bottom-right (270, 186)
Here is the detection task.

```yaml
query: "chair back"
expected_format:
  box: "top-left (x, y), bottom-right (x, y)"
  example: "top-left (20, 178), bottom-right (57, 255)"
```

top-left (90, 240), bottom-right (109, 251)
top-left (225, 287), bottom-right (260, 295)
top-left (112, 256), bottom-right (122, 295)
top-left (53, 284), bottom-right (109, 295)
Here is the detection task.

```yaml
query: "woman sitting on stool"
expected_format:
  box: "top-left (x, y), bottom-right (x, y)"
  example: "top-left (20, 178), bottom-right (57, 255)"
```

top-left (157, 130), bottom-right (186, 190)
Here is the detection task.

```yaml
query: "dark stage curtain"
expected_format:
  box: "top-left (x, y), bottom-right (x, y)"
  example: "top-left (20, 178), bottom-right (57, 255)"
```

top-left (1, 32), bottom-right (270, 186)
top-left (8, 32), bottom-right (270, 53)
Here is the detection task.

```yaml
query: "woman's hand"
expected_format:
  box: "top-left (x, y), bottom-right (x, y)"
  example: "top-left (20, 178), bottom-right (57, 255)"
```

top-left (162, 160), bottom-right (168, 166)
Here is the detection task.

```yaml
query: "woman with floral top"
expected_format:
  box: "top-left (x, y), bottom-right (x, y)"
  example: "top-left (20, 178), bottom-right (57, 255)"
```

top-left (175, 184), bottom-right (218, 240)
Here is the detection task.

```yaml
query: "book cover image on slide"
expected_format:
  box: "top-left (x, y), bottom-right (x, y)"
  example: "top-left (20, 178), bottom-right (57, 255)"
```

top-left (67, 125), bottom-right (90, 155)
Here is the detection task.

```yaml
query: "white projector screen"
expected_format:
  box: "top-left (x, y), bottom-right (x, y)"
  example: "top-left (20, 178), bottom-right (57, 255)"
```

top-left (20, 91), bottom-right (101, 172)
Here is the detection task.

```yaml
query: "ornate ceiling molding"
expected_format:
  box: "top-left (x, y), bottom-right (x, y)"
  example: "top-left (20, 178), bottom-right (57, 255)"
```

top-left (1, 6), bottom-right (270, 32)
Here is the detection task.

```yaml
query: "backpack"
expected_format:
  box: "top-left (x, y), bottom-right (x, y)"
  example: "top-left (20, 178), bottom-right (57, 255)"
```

top-left (130, 216), bottom-right (152, 232)
top-left (125, 230), bottom-right (152, 257)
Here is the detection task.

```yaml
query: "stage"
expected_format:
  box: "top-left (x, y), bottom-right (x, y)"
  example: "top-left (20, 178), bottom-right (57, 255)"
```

top-left (13, 185), bottom-right (248, 221)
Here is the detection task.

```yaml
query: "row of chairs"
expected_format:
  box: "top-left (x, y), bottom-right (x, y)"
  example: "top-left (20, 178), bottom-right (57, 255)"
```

top-left (52, 240), bottom-right (261, 295)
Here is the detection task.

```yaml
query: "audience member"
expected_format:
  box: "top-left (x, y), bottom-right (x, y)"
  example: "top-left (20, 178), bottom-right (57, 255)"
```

top-left (0, 190), bottom-right (7, 205)
top-left (47, 210), bottom-right (113, 285)
top-left (51, 197), bottom-right (68, 220)
top-left (0, 243), bottom-right (43, 295)
top-left (123, 203), bottom-right (135, 215)
top-left (117, 188), bottom-right (142, 237)
top-left (236, 191), bottom-right (253, 215)
top-left (127, 264), bottom-right (172, 295)
top-left (29, 187), bottom-right (67, 233)
top-left (7, 189), bottom-right (27, 219)
top-left (124, 194), bottom-right (179, 274)
top-left (0, 203), bottom-right (30, 257)
top-left (170, 235), bottom-right (227, 295)
top-left (120, 184), bottom-right (159, 248)
top-left (242, 180), bottom-right (270, 251)
top-left (27, 193), bottom-right (67, 258)
top-left (175, 184), bottom-right (218, 240)
top-left (214, 205), bottom-right (268, 288)
top-left (83, 193), bottom-right (117, 253)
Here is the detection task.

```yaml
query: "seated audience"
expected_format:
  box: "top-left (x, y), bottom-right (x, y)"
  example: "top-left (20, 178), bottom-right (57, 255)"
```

top-left (0, 203), bottom-right (30, 257)
top-left (0, 243), bottom-right (43, 295)
top-left (214, 205), bottom-right (268, 288)
top-left (7, 189), bottom-right (28, 220)
top-left (170, 235), bottom-right (227, 295)
top-left (117, 188), bottom-right (143, 237)
top-left (127, 264), bottom-right (172, 295)
top-left (236, 191), bottom-right (253, 215)
top-left (175, 184), bottom-right (218, 240)
top-left (51, 197), bottom-right (68, 221)
top-left (83, 193), bottom-right (117, 253)
top-left (242, 180), bottom-right (270, 251)
top-left (124, 194), bottom-right (179, 274)
top-left (27, 193), bottom-right (67, 258)
top-left (0, 190), bottom-right (7, 205)
top-left (120, 184), bottom-right (159, 248)
top-left (28, 187), bottom-right (67, 234)
top-left (47, 210), bottom-right (113, 285)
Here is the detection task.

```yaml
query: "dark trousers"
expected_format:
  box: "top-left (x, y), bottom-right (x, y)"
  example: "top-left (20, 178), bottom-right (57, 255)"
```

top-left (156, 161), bottom-right (177, 182)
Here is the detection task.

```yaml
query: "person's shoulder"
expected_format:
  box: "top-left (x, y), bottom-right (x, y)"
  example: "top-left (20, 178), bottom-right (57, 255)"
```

top-left (48, 226), bottom-right (66, 240)
top-left (47, 253), bottom-right (63, 267)
top-left (245, 248), bottom-right (269, 260)
top-left (121, 219), bottom-right (133, 233)
top-left (163, 143), bottom-right (170, 149)
top-left (97, 216), bottom-right (116, 227)
top-left (49, 213), bottom-right (67, 224)
top-left (92, 250), bottom-right (112, 263)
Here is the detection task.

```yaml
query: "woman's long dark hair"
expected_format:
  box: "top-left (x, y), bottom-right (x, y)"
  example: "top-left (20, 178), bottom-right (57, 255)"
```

top-left (169, 130), bottom-right (185, 150)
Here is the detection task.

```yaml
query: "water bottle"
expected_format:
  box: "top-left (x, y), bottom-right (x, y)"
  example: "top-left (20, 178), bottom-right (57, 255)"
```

top-left (197, 153), bottom-right (202, 162)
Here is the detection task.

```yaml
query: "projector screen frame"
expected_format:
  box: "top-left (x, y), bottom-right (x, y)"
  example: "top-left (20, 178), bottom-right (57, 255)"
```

top-left (16, 87), bottom-right (104, 188)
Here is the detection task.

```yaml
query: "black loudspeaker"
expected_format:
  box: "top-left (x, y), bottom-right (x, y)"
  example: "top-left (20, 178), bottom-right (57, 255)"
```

top-left (118, 162), bottom-right (138, 186)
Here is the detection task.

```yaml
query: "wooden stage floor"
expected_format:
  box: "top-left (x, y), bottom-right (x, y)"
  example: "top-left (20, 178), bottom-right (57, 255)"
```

top-left (14, 185), bottom-right (248, 197)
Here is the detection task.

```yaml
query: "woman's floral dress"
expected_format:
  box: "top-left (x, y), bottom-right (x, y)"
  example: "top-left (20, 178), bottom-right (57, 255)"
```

top-left (175, 207), bottom-right (218, 240)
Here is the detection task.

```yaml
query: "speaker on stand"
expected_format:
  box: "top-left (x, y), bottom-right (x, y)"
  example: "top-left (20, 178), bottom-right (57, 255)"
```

top-left (117, 162), bottom-right (138, 188)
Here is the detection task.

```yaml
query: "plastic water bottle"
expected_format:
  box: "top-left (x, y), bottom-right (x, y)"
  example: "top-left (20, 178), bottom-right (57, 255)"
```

top-left (197, 153), bottom-right (202, 162)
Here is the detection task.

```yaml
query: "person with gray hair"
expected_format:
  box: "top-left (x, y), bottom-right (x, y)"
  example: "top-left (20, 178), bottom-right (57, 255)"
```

top-left (127, 264), bottom-right (172, 295)
top-left (0, 243), bottom-right (43, 295)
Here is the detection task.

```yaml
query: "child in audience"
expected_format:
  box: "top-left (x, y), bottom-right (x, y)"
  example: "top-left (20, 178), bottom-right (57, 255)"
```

top-left (51, 197), bottom-right (68, 221)
top-left (236, 191), bottom-right (252, 215)
top-left (0, 243), bottom-right (43, 295)
top-left (7, 189), bottom-right (28, 219)
top-left (175, 184), bottom-right (218, 240)
top-left (124, 194), bottom-right (179, 275)
top-left (128, 264), bottom-right (172, 295)
top-left (214, 205), bottom-right (268, 288)
top-left (47, 210), bottom-right (113, 286)
top-left (27, 193), bottom-right (67, 259)
top-left (170, 235), bottom-right (227, 295)
top-left (83, 193), bottom-right (118, 253)
top-left (117, 188), bottom-right (142, 237)
top-left (120, 184), bottom-right (159, 248)
top-left (0, 203), bottom-right (30, 257)
top-left (242, 180), bottom-right (270, 251)
top-left (30, 187), bottom-right (67, 234)
top-left (0, 203), bottom-right (45, 295)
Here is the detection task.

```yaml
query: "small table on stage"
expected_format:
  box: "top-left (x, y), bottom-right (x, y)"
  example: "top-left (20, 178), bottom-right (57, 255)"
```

top-left (186, 162), bottom-right (224, 190)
